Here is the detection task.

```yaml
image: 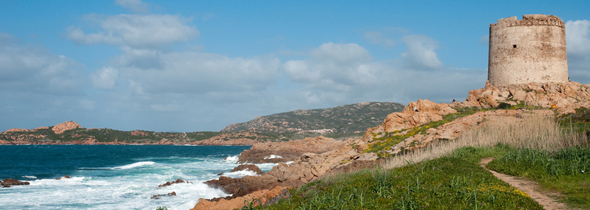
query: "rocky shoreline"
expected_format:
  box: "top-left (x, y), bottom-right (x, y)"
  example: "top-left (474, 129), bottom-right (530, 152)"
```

top-left (4, 81), bottom-right (590, 209)
top-left (191, 81), bottom-right (590, 209)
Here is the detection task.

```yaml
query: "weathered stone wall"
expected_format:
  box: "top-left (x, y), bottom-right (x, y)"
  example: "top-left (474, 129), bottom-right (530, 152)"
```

top-left (488, 14), bottom-right (568, 86)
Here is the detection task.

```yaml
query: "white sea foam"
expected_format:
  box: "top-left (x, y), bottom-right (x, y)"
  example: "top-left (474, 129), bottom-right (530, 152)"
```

top-left (255, 162), bottom-right (279, 172)
top-left (22, 175), bottom-right (37, 179)
top-left (0, 152), bottom-right (242, 209)
top-left (223, 169), bottom-right (259, 178)
top-left (263, 154), bottom-right (283, 159)
top-left (224, 155), bottom-right (239, 163)
top-left (113, 161), bottom-right (156, 169)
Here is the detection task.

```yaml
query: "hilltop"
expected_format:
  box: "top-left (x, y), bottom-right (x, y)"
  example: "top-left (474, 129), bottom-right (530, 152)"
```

top-left (221, 102), bottom-right (404, 134)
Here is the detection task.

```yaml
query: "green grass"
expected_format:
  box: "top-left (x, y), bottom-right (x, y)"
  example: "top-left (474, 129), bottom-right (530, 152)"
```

top-left (487, 146), bottom-right (590, 209)
top-left (261, 146), bottom-right (542, 210)
top-left (559, 107), bottom-right (590, 134)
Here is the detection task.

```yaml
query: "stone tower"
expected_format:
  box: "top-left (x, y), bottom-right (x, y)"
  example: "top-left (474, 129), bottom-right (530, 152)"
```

top-left (488, 14), bottom-right (568, 86)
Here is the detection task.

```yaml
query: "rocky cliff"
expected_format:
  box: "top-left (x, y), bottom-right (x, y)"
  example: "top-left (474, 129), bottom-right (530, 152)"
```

top-left (194, 81), bottom-right (590, 209)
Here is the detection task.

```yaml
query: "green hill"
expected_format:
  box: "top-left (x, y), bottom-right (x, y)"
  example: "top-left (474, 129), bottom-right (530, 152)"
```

top-left (221, 102), bottom-right (405, 134)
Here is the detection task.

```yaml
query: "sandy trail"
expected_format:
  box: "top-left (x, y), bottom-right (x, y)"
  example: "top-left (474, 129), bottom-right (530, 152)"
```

top-left (479, 157), bottom-right (568, 210)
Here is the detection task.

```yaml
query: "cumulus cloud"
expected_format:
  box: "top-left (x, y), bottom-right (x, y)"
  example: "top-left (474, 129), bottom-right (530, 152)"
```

top-left (67, 14), bottom-right (199, 49)
top-left (284, 40), bottom-right (485, 105)
top-left (0, 34), bottom-right (85, 95)
top-left (116, 52), bottom-right (281, 95)
top-left (566, 20), bottom-right (590, 84)
top-left (286, 43), bottom-right (377, 93)
top-left (115, 0), bottom-right (150, 13)
top-left (401, 35), bottom-right (443, 69)
top-left (91, 67), bottom-right (119, 89)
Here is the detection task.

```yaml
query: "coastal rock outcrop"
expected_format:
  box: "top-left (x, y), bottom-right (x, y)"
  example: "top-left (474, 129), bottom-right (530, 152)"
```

top-left (56, 175), bottom-right (71, 180)
top-left (453, 81), bottom-right (590, 115)
top-left (158, 179), bottom-right (190, 187)
top-left (204, 175), bottom-right (282, 199)
top-left (52, 121), bottom-right (82, 134)
top-left (237, 136), bottom-right (345, 163)
top-left (362, 99), bottom-right (456, 141)
top-left (219, 164), bottom-right (263, 175)
top-left (191, 186), bottom-right (289, 210)
top-left (151, 191), bottom-right (176, 199)
top-left (1, 178), bottom-right (30, 187)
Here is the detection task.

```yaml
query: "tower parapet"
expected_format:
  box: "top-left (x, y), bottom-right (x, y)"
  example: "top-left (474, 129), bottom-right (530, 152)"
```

top-left (488, 14), bottom-right (568, 86)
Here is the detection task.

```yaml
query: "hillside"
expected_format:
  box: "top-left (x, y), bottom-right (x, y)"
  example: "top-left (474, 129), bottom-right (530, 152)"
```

top-left (0, 121), bottom-right (280, 145)
top-left (221, 102), bottom-right (404, 134)
top-left (0, 102), bottom-right (404, 145)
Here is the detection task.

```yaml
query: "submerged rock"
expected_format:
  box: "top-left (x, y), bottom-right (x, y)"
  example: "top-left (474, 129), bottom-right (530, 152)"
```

top-left (158, 179), bottom-right (190, 187)
top-left (151, 191), bottom-right (176, 199)
top-left (1, 178), bottom-right (30, 187)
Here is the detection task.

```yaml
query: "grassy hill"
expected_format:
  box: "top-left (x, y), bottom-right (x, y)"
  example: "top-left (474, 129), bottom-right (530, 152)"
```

top-left (221, 102), bottom-right (405, 134)
top-left (258, 107), bottom-right (590, 209)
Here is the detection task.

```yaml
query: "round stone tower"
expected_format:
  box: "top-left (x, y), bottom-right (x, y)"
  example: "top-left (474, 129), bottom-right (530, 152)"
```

top-left (488, 14), bottom-right (568, 86)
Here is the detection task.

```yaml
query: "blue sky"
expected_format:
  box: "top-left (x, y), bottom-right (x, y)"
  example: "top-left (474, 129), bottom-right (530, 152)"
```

top-left (1, 0), bottom-right (590, 132)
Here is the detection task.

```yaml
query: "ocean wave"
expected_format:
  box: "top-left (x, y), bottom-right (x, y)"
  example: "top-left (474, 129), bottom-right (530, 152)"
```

top-left (113, 161), bottom-right (156, 170)
top-left (22, 175), bottom-right (37, 179)
top-left (224, 155), bottom-right (239, 163)
top-left (29, 176), bottom-right (87, 186)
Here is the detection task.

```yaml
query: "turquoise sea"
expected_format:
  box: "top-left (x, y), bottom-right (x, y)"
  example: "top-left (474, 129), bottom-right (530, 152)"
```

top-left (0, 145), bottom-right (274, 210)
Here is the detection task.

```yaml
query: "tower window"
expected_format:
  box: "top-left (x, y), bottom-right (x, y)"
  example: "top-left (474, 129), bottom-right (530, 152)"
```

top-left (513, 45), bottom-right (517, 48)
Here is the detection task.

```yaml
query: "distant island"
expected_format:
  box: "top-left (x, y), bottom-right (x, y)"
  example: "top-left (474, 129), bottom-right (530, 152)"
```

top-left (0, 102), bottom-right (404, 145)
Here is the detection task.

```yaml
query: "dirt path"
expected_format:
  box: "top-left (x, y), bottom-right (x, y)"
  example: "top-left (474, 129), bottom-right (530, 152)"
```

top-left (479, 157), bottom-right (568, 210)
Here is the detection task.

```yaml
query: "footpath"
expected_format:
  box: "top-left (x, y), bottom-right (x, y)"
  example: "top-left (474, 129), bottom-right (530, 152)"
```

top-left (479, 157), bottom-right (568, 210)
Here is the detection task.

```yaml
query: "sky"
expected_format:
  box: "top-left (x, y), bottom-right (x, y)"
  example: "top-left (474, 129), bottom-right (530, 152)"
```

top-left (1, 0), bottom-right (590, 132)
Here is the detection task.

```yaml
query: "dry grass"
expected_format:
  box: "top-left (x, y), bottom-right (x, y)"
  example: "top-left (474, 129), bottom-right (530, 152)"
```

top-left (383, 115), bottom-right (589, 169)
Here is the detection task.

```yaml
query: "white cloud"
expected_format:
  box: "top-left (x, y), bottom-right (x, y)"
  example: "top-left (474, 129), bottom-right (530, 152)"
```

top-left (115, 0), bottom-right (150, 13)
top-left (364, 31), bottom-right (396, 48)
top-left (566, 20), bottom-right (590, 84)
top-left (91, 67), bottom-right (119, 89)
top-left (401, 35), bottom-right (443, 69)
top-left (566, 20), bottom-right (590, 56)
top-left (67, 14), bottom-right (199, 49)
top-left (115, 51), bottom-right (281, 95)
top-left (283, 41), bottom-right (484, 105)
top-left (310, 42), bottom-right (372, 65)
top-left (286, 43), bottom-right (377, 92)
top-left (0, 34), bottom-right (85, 95)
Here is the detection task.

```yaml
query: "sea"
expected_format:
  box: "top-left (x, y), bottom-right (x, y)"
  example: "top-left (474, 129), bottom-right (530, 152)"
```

top-left (0, 145), bottom-right (275, 210)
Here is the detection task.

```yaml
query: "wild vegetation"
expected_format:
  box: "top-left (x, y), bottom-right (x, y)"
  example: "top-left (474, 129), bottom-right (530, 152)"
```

top-left (0, 128), bottom-right (282, 144)
top-left (221, 102), bottom-right (404, 134)
top-left (1, 102), bottom-right (403, 144)
top-left (255, 107), bottom-right (590, 209)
